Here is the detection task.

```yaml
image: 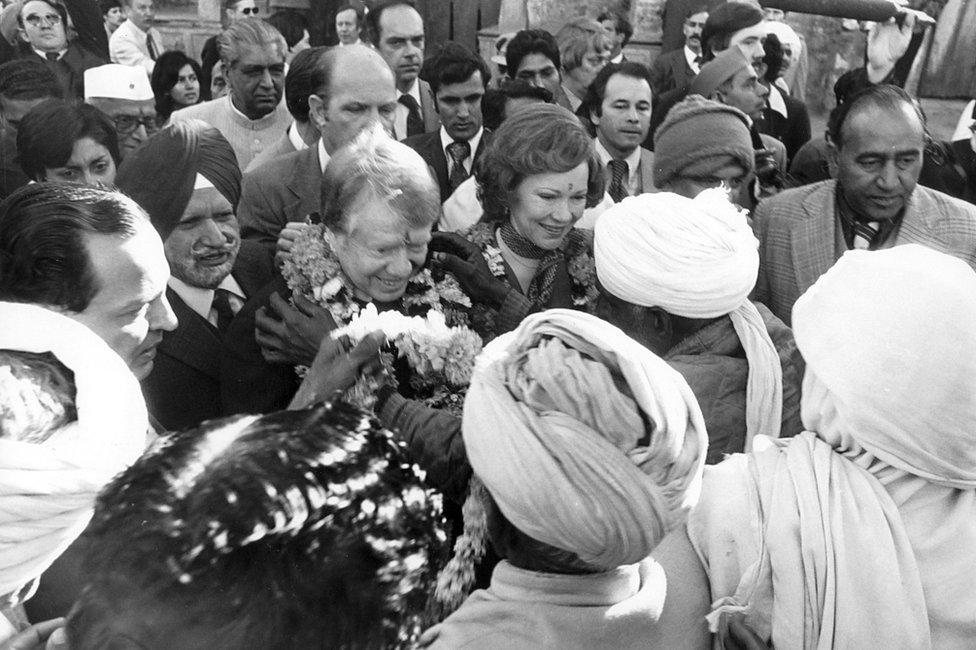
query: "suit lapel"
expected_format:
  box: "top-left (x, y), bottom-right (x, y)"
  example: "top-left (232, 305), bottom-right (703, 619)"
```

top-left (283, 146), bottom-right (322, 220)
top-left (158, 287), bottom-right (222, 380)
top-left (791, 183), bottom-right (839, 294)
top-left (638, 148), bottom-right (656, 193)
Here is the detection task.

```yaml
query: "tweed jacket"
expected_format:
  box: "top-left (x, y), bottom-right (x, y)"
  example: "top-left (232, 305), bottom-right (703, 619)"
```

top-left (237, 142), bottom-right (322, 262)
top-left (752, 180), bottom-right (976, 325)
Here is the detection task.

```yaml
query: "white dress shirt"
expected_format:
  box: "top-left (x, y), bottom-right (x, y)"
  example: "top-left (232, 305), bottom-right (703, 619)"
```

top-left (439, 125), bottom-right (484, 176)
top-left (594, 137), bottom-right (642, 197)
top-left (168, 274), bottom-right (245, 327)
top-left (684, 45), bottom-right (702, 74)
top-left (287, 121), bottom-right (310, 152)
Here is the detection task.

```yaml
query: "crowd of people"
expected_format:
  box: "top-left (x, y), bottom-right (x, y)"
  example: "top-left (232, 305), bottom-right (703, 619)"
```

top-left (0, 0), bottom-right (974, 647)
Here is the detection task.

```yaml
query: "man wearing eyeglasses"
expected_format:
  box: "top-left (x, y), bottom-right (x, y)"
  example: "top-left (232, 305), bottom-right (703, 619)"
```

top-left (17, 0), bottom-right (106, 99)
top-left (85, 63), bottom-right (157, 159)
top-left (109, 0), bottom-right (162, 75)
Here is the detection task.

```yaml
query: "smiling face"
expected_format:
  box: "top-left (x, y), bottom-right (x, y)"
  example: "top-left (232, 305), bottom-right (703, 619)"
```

top-left (20, 0), bottom-right (67, 53)
top-left (43, 137), bottom-right (117, 187)
top-left (226, 42), bottom-right (285, 120)
top-left (509, 162), bottom-right (589, 250)
top-left (69, 221), bottom-right (177, 380)
top-left (592, 73), bottom-right (652, 159)
top-left (376, 5), bottom-right (424, 92)
top-left (170, 63), bottom-right (200, 107)
top-left (832, 102), bottom-right (925, 222)
top-left (163, 186), bottom-right (241, 290)
top-left (435, 71), bottom-right (484, 142)
top-left (332, 190), bottom-right (431, 302)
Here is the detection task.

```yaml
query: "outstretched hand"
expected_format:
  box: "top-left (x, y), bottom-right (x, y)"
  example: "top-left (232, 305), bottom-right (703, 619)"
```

top-left (255, 292), bottom-right (337, 366)
top-left (288, 330), bottom-right (387, 409)
top-left (429, 231), bottom-right (509, 308)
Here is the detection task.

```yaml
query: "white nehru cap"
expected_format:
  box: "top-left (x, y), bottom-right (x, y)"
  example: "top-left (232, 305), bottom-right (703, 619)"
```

top-left (594, 189), bottom-right (784, 447)
top-left (84, 64), bottom-right (154, 101)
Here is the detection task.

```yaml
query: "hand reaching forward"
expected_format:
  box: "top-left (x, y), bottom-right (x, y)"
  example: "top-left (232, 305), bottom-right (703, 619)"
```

top-left (255, 292), bottom-right (337, 366)
top-left (429, 231), bottom-right (510, 308)
top-left (288, 331), bottom-right (386, 409)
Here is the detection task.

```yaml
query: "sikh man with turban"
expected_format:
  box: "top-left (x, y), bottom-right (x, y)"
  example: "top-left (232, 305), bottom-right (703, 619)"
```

top-left (653, 244), bottom-right (976, 648)
top-left (116, 119), bottom-right (276, 431)
top-left (0, 302), bottom-right (148, 646)
top-left (594, 190), bottom-right (803, 463)
top-left (420, 309), bottom-right (710, 649)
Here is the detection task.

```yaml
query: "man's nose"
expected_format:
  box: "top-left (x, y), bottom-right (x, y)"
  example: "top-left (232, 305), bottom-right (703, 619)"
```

top-left (877, 161), bottom-right (900, 190)
top-left (151, 293), bottom-right (178, 333)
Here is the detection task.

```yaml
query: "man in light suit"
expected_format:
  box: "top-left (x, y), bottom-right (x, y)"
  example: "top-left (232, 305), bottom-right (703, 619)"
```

top-left (244, 45), bottom-right (323, 172)
top-left (108, 0), bottom-right (162, 74)
top-left (404, 43), bottom-right (491, 205)
top-left (649, 6), bottom-right (707, 98)
top-left (584, 62), bottom-right (657, 204)
top-left (366, 0), bottom-right (438, 139)
top-left (115, 120), bottom-right (276, 431)
top-left (238, 44), bottom-right (396, 261)
top-left (753, 85), bottom-right (976, 325)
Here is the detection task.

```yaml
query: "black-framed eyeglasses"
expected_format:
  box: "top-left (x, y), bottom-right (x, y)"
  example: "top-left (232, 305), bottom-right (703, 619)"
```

top-left (25, 12), bottom-right (62, 27)
top-left (240, 6), bottom-right (259, 14)
top-left (113, 115), bottom-right (157, 135)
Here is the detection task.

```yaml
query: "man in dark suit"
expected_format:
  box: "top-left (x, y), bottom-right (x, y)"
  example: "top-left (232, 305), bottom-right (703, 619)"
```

top-left (366, 0), bottom-right (439, 139)
top-left (649, 6), bottom-right (707, 98)
top-left (17, 0), bottom-right (106, 99)
top-left (238, 44), bottom-right (396, 261)
top-left (756, 31), bottom-right (811, 166)
top-left (753, 85), bottom-right (976, 326)
top-left (404, 43), bottom-right (491, 205)
top-left (115, 120), bottom-right (275, 431)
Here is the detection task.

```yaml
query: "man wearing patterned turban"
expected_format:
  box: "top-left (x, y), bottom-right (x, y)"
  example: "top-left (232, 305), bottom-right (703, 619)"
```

top-left (422, 309), bottom-right (709, 649)
top-left (594, 189), bottom-right (803, 463)
top-left (116, 119), bottom-right (275, 430)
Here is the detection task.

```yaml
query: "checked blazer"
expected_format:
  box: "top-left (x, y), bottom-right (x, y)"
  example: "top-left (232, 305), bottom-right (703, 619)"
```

top-left (751, 180), bottom-right (976, 325)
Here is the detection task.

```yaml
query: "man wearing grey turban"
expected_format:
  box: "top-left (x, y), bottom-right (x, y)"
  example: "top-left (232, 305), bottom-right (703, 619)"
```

top-left (421, 309), bottom-right (709, 649)
top-left (116, 119), bottom-right (275, 430)
top-left (594, 189), bottom-right (803, 463)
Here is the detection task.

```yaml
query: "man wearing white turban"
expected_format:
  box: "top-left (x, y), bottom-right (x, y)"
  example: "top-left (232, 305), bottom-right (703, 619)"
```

top-left (0, 302), bottom-right (148, 644)
top-left (654, 244), bottom-right (976, 648)
top-left (594, 189), bottom-right (802, 463)
top-left (420, 309), bottom-right (709, 649)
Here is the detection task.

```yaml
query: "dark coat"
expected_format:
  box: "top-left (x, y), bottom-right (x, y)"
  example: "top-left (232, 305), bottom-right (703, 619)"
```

top-left (756, 90), bottom-right (812, 166)
top-left (403, 130), bottom-right (491, 204)
top-left (24, 42), bottom-right (106, 99)
top-left (141, 240), bottom-right (275, 431)
top-left (648, 48), bottom-right (696, 98)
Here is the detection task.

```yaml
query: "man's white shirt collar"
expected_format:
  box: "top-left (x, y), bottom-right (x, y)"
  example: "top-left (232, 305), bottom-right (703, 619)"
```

top-left (684, 45), bottom-right (701, 74)
top-left (168, 274), bottom-right (245, 326)
top-left (594, 137), bottom-right (641, 187)
top-left (337, 38), bottom-right (361, 46)
top-left (439, 125), bottom-right (483, 173)
top-left (610, 52), bottom-right (624, 64)
top-left (767, 83), bottom-right (788, 119)
top-left (318, 138), bottom-right (331, 175)
top-left (287, 121), bottom-right (309, 152)
top-left (34, 48), bottom-right (66, 60)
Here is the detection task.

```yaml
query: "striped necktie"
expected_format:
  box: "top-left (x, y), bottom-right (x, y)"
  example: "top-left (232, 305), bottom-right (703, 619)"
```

top-left (852, 220), bottom-right (880, 250)
top-left (446, 141), bottom-right (471, 192)
top-left (608, 159), bottom-right (629, 203)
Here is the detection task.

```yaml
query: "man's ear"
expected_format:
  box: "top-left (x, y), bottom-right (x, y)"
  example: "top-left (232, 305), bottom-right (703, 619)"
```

top-left (589, 106), bottom-right (600, 128)
top-left (307, 94), bottom-right (325, 128)
top-left (18, 27), bottom-right (29, 44)
top-left (825, 132), bottom-right (840, 177)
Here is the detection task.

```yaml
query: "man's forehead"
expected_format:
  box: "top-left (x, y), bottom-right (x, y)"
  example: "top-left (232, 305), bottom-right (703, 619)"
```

top-left (21, 0), bottom-right (57, 16)
top-left (730, 22), bottom-right (766, 44)
top-left (83, 225), bottom-right (168, 303)
top-left (379, 6), bottom-right (423, 37)
top-left (438, 72), bottom-right (484, 96)
top-left (517, 54), bottom-right (556, 73)
top-left (843, 103), bottom-right (925, 145)
top-left (605, 73), bottom-right (651, 99)
top-left (235, 43), bottom-right (285, 65)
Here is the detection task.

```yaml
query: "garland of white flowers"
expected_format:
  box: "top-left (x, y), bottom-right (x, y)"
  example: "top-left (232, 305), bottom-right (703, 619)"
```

top-left (281, 223), bottom-right (481, 411)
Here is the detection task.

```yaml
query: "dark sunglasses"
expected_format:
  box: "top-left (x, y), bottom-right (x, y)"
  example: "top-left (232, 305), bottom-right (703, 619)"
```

top-left (240, 6), bottom-right (259, 14)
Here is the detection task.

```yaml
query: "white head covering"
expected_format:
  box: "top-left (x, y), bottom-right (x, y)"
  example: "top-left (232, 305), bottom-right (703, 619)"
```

top-left (793, 244), bottom-right (976, 488)
top-left (764, 21), bottom-right (801, 55)
top-left (463, 309), bottom-right (707, 570)
top-left (593, 189), bottom-right (784, 447)
top-left (84, 64), bottom-right (154, 101)
top-left (0, 303), bottom-right (147, 604)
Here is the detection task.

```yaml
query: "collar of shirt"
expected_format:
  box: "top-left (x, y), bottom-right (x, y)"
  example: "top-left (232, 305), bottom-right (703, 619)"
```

top-left (318, 137), bottom-right (331, 175)
top-left (394, 79), bottom-right (422, 139)
top-left (168, 274), bottom-right (245, 325)
top-left (34, 48), bottom-right (66, 60)
top-left (337, 38), bottom-right (361, 46)
top-left (766, 83), bottom-right (788, 119)
top-left (610, 52), bottom-right (624, 64)
top-left (684, 45), bottom-right (701, 73)
top-left (439, 125), bottom-right (483, 173)
top-left (287, 121), bottom-right (310, 152)
top-left (226, 94), bottom-right (285, 128)
top-left (594, 137), bottom-right (642, 191)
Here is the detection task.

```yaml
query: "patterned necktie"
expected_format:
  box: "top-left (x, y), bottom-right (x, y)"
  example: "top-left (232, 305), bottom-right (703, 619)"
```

top-left (446, 141), bottom-right (471, 192)
top-left (147, 34), bottom-right (158, 60)
top-left (44, 52), bottom-right (60, 61)
top-left (210, 288), bottom-right (239, 334)
top-left (499, 221), bottom-right (563, 310)
top-left (397, 94), bottom-right (424, 137)
top-left (851, 220), bottom-right (881, 250)
top-left (608, 159), bottom-right (629, 203)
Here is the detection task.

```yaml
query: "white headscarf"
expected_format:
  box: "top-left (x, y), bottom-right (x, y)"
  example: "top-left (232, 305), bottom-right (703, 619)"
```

top-left (594, 189), bottom-right (783, 448)
top-left (0, 302), bottom-right (147, 603)
top-left (463, 309), bottom-right (707, 570)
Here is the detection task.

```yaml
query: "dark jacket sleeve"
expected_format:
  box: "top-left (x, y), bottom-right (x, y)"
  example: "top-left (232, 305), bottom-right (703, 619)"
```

top-left (64, 0), bottom-right (109, 61)
top-left (377, 392), bottom-right (471, 505)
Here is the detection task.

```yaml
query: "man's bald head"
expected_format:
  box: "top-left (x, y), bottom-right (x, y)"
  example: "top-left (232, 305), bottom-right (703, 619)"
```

top-left (308, 44), bottom-right (398, 154)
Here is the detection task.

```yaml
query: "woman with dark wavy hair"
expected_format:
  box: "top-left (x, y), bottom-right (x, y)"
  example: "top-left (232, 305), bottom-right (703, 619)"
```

top-left (150, 51), bottom-right (203, 125)
top-left (432, 103), bottom-right (604, 336)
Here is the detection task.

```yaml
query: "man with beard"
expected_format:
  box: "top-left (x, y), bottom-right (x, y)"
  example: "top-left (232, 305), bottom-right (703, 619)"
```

top-left (116, 119), bottom-right (275, 430)
top-left (171, 18), bottom-right (291, 171)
